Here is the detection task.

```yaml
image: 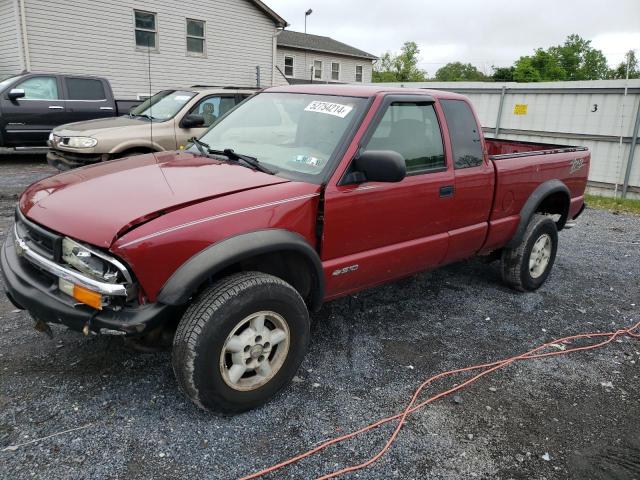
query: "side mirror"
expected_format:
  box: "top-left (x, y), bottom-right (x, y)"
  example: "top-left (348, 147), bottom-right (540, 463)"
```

top-left (7, 88), bottom-right (25, 100)
top-left (351, 150), bottom-right (406, 183)
top-left (181, 114), bottom-right (205, 129)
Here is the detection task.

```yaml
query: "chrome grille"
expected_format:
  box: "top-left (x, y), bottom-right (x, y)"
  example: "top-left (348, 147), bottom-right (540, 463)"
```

top-left (15, 208), bottom-right (62, 262)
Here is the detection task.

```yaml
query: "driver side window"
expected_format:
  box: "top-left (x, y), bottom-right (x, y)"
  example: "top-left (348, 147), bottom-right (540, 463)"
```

top-left (16, 76), bottom-right (59, 100)
top-left (365, 102), bottom-right (445, 175)
top-left (191, 96), bottom-right (236, 127)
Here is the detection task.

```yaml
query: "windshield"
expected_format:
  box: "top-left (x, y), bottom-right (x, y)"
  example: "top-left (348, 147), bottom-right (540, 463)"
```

top-left (129, 90), bottom-right (196, 121)
top-left (0, 75), bottom-right (23, 93)
top-left (194, 92), bottom-right (367, 182)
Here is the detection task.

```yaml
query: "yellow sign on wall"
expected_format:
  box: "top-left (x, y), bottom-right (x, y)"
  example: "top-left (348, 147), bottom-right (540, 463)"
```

top-left (513, 104), bottom-right (528, 115)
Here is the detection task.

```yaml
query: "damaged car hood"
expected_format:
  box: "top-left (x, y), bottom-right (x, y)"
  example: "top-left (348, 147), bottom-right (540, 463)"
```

top-left (20, 151), bottom-right (289, 248)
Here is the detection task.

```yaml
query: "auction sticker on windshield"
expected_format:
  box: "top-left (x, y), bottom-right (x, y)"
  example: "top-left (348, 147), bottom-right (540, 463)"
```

top-left (304, 101), bottom-right (353, 118)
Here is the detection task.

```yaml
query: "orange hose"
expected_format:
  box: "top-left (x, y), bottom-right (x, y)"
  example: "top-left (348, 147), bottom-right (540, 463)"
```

top-left (239, 321), bottom-right (640, 480)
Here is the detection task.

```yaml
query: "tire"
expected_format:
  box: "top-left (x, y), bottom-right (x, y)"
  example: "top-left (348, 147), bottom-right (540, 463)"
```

top-left (501, 214), bottom-right (558, 292)
top-left (172, 272), bottom-right (310, 413)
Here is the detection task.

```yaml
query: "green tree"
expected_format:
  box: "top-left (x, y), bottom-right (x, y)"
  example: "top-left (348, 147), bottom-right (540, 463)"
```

top-left (513, 57), bottom-right (542, 82)
top-left (510, 34), bottom-right (609, 82)
top-left (491, 66), bottom-right (515, 82)
top-left (372, 41), bottom-right (427, 82)
top-left (609, 50), bottom-right (640, 79)
top-left (549, 34), bottom-right (608, 80)
top-left (434, 62), bottom-right (487, 81)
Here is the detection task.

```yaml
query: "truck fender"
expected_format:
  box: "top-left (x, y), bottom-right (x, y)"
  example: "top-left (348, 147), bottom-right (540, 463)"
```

top-left (506, 179), bottom-right (570, 249)
top-left (157, 229), bottom-right (325, 311)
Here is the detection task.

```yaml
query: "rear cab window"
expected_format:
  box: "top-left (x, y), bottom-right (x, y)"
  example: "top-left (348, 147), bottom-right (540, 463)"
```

top-left (65, 78), bottom-right (106, 100)
top-left (440, 99), bottom-right (483, 169)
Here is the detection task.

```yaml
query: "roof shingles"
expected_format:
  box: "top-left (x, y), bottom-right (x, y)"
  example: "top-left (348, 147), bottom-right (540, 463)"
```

top-left (277, 30), bottom-right (377, 60)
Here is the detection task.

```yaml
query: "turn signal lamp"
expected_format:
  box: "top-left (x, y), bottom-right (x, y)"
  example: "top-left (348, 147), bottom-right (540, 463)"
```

top-left (59, 278), bottom-right (103, 310)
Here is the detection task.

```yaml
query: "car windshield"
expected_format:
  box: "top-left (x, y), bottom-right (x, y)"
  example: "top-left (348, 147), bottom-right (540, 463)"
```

top-left (129, 90), bottom-right (196, 121)
top-left (194, 92), bottom-right (367, 182)
top-left (0, 75), bottom-right (23, 92)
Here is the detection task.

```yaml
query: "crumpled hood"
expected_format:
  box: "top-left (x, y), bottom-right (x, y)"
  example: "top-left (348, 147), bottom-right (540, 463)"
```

top-left (52, 116), bottom-right (147, 135)
top-left (20, 151), bottom-right (289, 248)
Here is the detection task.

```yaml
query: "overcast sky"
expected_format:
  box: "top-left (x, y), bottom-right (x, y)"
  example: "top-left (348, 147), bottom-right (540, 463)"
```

top-left (269, 0), bottom-right (640, 76)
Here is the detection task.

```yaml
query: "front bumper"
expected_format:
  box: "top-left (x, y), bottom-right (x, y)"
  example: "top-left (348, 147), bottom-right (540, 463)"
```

top-left (46, 148), bottom-right (110, 171)
top-left (1, 231), bottom-right (176, 336)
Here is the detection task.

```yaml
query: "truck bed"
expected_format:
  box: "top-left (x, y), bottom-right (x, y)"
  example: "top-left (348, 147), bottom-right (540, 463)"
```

top-left (486, 138), bottom-right (587, 159)
top-left (479, 138), bottom-right (591, 254)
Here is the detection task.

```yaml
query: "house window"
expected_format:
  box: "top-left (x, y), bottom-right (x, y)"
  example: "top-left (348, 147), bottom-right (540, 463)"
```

top-left (355, 65), bottom-right (363, 82)
top-left (331, 62), bottom-right (340, 81)
top-left (186, 19), bottom-right (205, 55)
top-left (134, 10), bottom-right (157, 49)
top-left (284, 56), bottom-right (294, 77)
top-left (313, 60), bottom-right (322, 79)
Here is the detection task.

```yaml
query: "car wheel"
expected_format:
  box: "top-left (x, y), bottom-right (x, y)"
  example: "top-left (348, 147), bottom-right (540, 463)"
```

top-left (501, 214), bottom-right (558, 292)
top-left (172, 272), bottom-right (310, 413)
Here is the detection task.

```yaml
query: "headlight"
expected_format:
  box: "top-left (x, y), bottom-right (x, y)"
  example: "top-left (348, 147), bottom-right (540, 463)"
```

top-left (66, 136), bottom-right (97, 148)
top-left (61, 237), bottom-right (126, 284)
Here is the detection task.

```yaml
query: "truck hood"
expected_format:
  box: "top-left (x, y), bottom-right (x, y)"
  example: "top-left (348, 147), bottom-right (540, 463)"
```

top-left (20, 151), bottom-right (290, 248)
top-left (53, 116), bottom-right (148, 135)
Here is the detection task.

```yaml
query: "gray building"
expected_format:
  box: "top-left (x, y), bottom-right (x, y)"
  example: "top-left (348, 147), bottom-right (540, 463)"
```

top-left (0, 0), bottom-right (287, 98)
top-left (275, 30), bottom-right (377, 85)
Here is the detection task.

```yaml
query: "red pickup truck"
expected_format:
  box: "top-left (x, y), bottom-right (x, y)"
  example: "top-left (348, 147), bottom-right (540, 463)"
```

top-left (1, 85), bottom-right (589, 413)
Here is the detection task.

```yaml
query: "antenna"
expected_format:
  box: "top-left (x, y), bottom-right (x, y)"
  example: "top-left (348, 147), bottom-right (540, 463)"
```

top-left (147, 36), bottom-right (153, 150)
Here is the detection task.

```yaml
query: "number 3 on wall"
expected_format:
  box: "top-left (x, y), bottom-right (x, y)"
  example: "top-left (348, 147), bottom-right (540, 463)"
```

top-left (591, 104), bottom-right (598, 112)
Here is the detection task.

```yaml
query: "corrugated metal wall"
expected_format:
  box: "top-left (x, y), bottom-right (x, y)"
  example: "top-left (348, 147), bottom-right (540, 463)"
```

top-left (373, 80), bottom-right (640, 199)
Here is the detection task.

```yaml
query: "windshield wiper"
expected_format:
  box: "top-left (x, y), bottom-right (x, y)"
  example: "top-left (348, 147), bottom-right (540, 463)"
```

top-left (190, 138), bottom-right (275, 175)
top-left (131, 113), bottom-right (156, 120)
top-left (191, 137), bottom-right (211, 157)
top-left (211, 148), bottom-right (275, 175)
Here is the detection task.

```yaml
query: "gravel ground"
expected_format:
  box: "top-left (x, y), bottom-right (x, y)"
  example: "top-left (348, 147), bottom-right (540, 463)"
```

top-left (0, 157), bottom-right (639, 480)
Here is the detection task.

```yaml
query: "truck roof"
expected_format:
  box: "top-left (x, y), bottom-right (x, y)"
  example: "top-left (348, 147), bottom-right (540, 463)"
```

top-left (264, 84), bottom-right (469, 100)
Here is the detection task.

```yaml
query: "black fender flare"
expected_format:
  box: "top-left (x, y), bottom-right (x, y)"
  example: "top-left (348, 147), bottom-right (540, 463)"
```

top-left (506, 179), bottom-right (570, 249)
top-left (157, 229), bottom-right (324, 310)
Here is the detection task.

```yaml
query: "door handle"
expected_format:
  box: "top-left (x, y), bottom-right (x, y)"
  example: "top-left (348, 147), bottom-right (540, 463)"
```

top-left (99, 107), bottom-right (114, 110)
top-left (439, 185), bottom-right (454, 198)
top-left (48, 105), bottom-right (64, 110)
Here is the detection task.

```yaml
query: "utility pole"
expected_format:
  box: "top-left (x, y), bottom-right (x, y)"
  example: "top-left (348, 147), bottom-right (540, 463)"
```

top-left (304, 9), bottom-right (312, 33)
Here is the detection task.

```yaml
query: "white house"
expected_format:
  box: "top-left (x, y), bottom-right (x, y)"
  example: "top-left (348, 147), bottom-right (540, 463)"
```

top-left (0, 1), bottom-right (379, 98)
top-left (0, 0), bottom-right (287, 98)
top-left (275, 30), bottom-right (377, 85)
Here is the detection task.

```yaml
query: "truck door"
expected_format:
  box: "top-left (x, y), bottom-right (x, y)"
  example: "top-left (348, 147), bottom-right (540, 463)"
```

top-left (322, 98), bottom-right (454, 298)
top-left (0, 75), bottom-right (65, 147)
top-left (176, 95), bottom-right (238, 149)
top-left (62, 77), bottom-right (115, 123)
top-left (439, 99), bottom-right (495, 263)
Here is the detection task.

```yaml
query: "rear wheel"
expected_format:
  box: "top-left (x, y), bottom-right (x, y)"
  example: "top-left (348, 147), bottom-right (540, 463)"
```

top-left (172, 272), bottom-right (310, 413)
top-left (501, 214), bottom-right (558, 291)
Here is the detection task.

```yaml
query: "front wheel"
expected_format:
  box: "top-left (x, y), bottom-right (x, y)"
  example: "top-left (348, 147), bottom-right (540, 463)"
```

top-left (501, 214), bottom-right (558, 291)
top-left (172, 272), bottom-right (310, 413)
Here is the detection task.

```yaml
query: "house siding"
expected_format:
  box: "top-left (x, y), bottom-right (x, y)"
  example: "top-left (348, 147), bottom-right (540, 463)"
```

top-left (21, 0), bottom-right (277, 98)
top-left (276, 46), bottom-right (373, 86)
top-left (0, 0), bottom-right (23, 77)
